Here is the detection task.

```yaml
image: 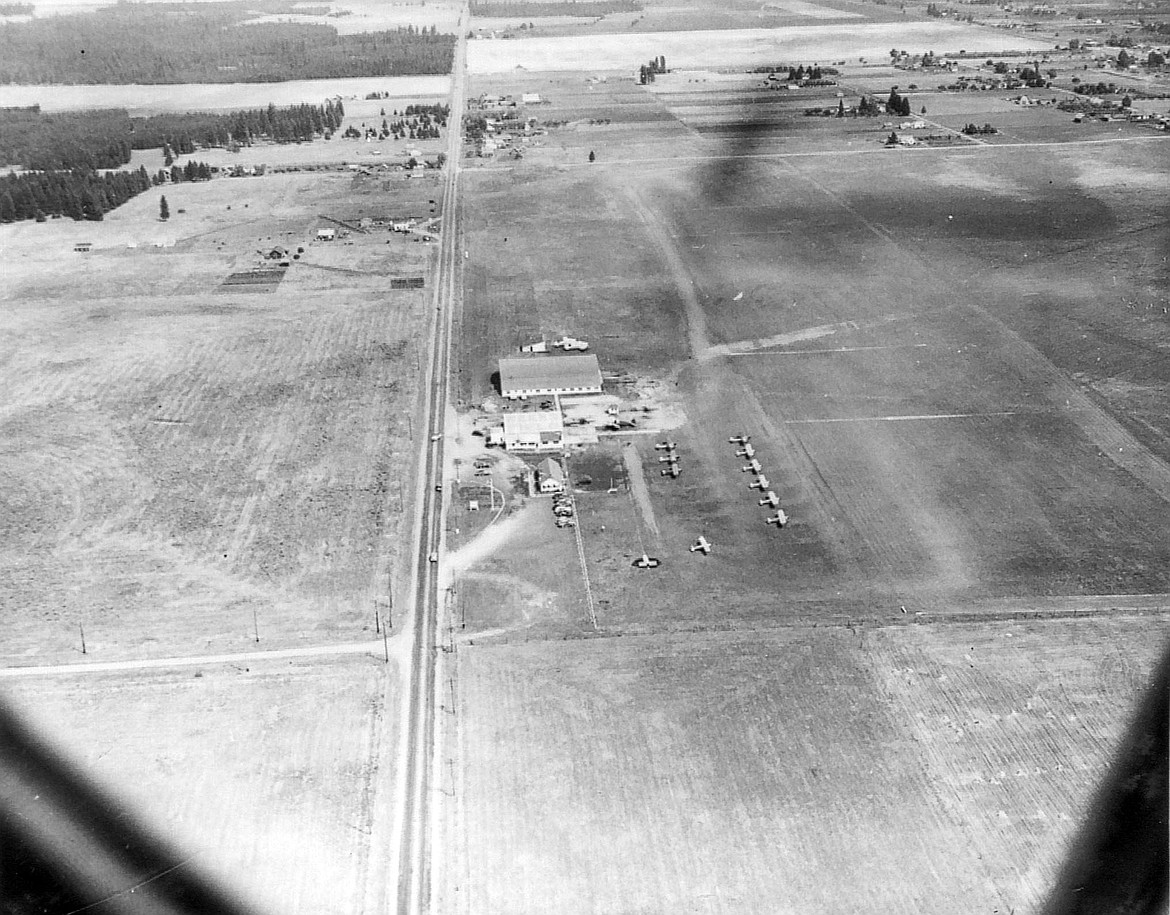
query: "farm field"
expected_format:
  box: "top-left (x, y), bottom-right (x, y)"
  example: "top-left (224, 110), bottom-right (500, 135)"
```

top-left (0, 168), bottom-right (436, 663)
top-left (0, 75), bottom-right (451, 115)
top-left (465, 22), bottom-right (1050, 73)
top-left (442, 614), bottom-right (1169, 914)
top-left (1, 655), bottom-right (398, 915)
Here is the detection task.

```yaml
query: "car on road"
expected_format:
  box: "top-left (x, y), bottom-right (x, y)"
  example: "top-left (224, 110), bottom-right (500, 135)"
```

top-left (428, 551), bottom-right (438, 563)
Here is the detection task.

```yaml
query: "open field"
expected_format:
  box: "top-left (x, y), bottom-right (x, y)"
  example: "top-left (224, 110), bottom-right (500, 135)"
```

top-left (2, 655), bottom-right (397, 915)
top-left (11, 0), bottom-right (464, 31)
top-left (0, 76), bottom-right (450, 115)
top-left (444, 614), bottom-right (1169, 914)
top-left (0, 169), bottom-right (437, 663)
top-left (466, 22), bottom-right (1051, 73)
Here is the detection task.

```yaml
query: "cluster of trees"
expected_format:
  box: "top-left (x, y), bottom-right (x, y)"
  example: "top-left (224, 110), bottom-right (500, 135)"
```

top-left (638, 55), bottom-right (667, 84)
top-left (0, 102), bottom-right (347, 172)
top-left (0, 5), bottom-right (456, 84)
top-left (355, 102), bottom-right (446, 140)
top-left (886, 88), bottom-right (913, 117)
top-left (786, 64), bottom-right (829, 81)
top-left (1074, 81), bottom-right (1120, 96)
top-left (0, 107), bottom-right (135, 171)
top-left (159, 160), bottom-right (214, 183)
top-left (469, 0), bottom-right (639, 15)
top-left (961, 123), bottom-right (997, 134)
top-left (145, 102), bottom-right (346, 153)
top-left (0, 166), bottom-right (153, 223)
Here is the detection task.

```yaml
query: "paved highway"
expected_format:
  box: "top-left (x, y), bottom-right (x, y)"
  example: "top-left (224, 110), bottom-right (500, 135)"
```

top-left (395, 10), bottom-right (468, 915)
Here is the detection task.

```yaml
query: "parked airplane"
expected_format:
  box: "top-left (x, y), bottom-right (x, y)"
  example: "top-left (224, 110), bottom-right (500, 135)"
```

top-left (765, 510), bottom-right (789, 527)
top-left (632, 553), bottom-right (661, 569)
top-left (729, 434), bottom-right (751, 444)
top-left (749, 475), bottom-right (770, 490)
top-left (758, 491), bottom-right (780, 508)
top-left (735, 444), bottom-right (755, 458)
top-left (690, 535), bottom-right (711, 554)
top-left (658, 455), bottom-right (679, 463)
top-left (741, 459), bottom-right (762, 473)
top-left (654, 442), bottom-right (678, 451)
top-left (661, 465), bottom-right (680, 478)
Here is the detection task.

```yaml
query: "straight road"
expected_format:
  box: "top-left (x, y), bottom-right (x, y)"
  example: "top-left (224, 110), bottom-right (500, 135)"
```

top-left (395, 11), bottom-right (468, 915)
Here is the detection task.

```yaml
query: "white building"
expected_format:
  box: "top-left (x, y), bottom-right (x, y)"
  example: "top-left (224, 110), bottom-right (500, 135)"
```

top-left (502, 412), bottom-right (564, 452)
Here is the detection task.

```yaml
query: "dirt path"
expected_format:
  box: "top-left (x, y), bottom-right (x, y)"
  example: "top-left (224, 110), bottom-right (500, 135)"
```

top-left (620, 183), bottom-right (712, 360)
top-left (622, 442), bottom-right (662, 553)
top-left (442, 500), bottom-right (538, 582)
top-left (0, 639), bottom-right (390, 678)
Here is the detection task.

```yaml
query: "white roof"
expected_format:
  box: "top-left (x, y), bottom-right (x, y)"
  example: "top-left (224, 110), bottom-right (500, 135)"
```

top-left (503, 412), bottom-right (564, 436)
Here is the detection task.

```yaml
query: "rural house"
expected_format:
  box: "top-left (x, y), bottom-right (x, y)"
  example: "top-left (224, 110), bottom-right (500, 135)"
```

top-left (537, 457), bottom-right (565, 493)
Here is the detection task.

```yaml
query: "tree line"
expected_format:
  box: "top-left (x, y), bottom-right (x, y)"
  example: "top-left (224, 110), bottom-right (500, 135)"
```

top-left (470, 0), bottom-right (639, 15)
top-left (0, 4), bottom-right (455, 84)
top-left (0, 101), bottom-right (345, 171)
top-left (0, 166), bottom-right (153, 223)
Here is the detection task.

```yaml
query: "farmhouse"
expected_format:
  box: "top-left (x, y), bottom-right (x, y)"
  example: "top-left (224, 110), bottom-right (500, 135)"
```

top-left (537, 457), bottom-right (566, 493)
top-left (502, 412), bottom-right (564, 452)
top-left (499, 354), bottom-right (602, 400)
top-left (316, 227), bottom-right (337, 241)
top-left (73, 242), bottom-right (92, 253)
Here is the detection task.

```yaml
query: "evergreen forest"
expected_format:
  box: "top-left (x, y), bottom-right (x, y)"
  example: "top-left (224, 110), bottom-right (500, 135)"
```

top-left (0, 3), bottom-right (455, 84)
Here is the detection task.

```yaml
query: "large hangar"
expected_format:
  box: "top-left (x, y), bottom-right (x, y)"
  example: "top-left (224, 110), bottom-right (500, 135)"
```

top-left (499, 354), bottom-right (602, 399)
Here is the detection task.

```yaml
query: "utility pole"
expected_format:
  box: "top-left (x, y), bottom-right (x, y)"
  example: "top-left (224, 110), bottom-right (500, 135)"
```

top-left (80, 625), bottom-right (86, 655)
top-left (375, 601), bottom-right (381, 634)
top-left (253, 609), bottom-right (259, 643)
top-left (380, 611), bottom-right (389, 663)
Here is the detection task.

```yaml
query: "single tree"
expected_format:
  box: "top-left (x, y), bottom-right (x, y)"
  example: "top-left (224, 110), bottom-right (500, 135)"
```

top-left (588, 150), bottom-right (596, 162)
top-left (159, 195), bottom-right (170, 220)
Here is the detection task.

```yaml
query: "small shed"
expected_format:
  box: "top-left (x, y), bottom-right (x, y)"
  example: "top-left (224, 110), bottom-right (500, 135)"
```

top-left (316, 227), bottom-right (337, 241)
top-left (537, 457), bottom-right (565, 493)
top-left (73, 242), bottom-right (93, 253)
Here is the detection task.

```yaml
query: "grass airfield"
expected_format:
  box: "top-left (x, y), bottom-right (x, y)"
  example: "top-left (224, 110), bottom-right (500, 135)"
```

top-left (444, 36), bottom-right (1170, 914)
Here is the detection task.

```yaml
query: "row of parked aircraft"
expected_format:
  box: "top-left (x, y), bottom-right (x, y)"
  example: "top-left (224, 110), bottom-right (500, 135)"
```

top-left (655, 440), bottom-right (681, 478)
top-left (730, 435), bottom-right (788, 527)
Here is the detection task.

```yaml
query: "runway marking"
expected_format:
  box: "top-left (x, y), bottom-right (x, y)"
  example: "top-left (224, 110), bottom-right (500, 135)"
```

top-left (726, 343), bottom-right (931, 356)
top-left (786, 411), bottom-right (1020, 424)
top-left (705, 313), bottom-right (912, 359)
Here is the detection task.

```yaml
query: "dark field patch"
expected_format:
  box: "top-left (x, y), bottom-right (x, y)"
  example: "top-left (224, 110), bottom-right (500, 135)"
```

top-left (219, 266), bottom-right (287, 293)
